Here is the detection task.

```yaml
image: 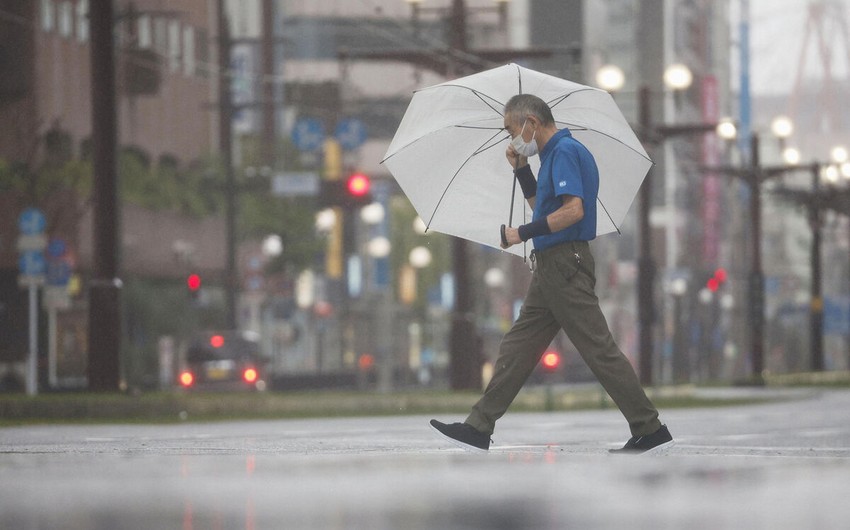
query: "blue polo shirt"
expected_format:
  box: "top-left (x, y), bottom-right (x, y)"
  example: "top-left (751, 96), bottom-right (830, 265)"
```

top-left (530, 129), bottom-right (599, 250)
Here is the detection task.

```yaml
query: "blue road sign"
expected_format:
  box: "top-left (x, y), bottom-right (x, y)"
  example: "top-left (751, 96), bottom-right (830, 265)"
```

top-left (335, 118), bottom-right (368, 150)
top-left (47, 238), bottom-right (67, 259)
top-left (19, 251), bottom-right (46, 276)
top-left (291, 118), bottom-right (325, 152)
top-left (18, 208), bottom-right (46, 235)
top-left (824, 297), bottom-right (850, 336)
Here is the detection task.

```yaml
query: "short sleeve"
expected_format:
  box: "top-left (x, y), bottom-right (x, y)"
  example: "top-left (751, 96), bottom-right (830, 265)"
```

top-left (550, 144), bottom-right (584, 199)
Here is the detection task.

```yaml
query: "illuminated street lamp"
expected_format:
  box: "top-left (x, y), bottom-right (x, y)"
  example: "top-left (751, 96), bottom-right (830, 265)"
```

top-left (831, 146), bottom-right (848, 164)
top-left (409, 246), bottom-right (432, 269)
top-left (663, 63), bottom-right (693, 91)
top-left (368, 236), bottom-right (391, 259)
top-left (315, 208), bottom-right (337, 233)
top-left (716, 118), bottom-right (738, 141)
top-left (413, 216), bottom-right (428, 235)
top-left (262, 234), bottom-right (283, 257)
top-left (783, 147), bottom-right (802, 166)
top-left (360, 202), bottom-right (386, 225)
top-left (771, 116), bottom-right (794, 140)
top-left (595, 64), bottom-right (625, 93)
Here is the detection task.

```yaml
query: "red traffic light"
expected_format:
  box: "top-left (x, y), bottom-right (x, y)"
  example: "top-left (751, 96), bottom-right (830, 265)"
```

top-left (706, 268), bottom-right (727, 292)
top-left (187, 273), bottom-right (201, 291)
top-left (346, 173), bottom-right (371, 197)
top-left (358, 353), bottom-right (375, 371)
top-left (542, 351), bottom-right (561, 371)
top-left (210, 335), bottom-right (225, 348)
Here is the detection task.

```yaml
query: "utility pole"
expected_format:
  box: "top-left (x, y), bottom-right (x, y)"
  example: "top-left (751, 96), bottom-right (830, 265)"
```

top-left (809, 162), bottom-right (825, 372)
top-left (774, 163), bottom-right (827, 372)
top-left (87, 0), bottom-right (122, 392)
top-left (444, 0), bottom-right (479, 391)
top-left (637, 85), bottom-right (656, 386)
top-left (748, 134), bottom-right (765, 382)
top-left (218, 0), bottom-right (237, 330)
top-left (261, 0), bottom-right (276, 167)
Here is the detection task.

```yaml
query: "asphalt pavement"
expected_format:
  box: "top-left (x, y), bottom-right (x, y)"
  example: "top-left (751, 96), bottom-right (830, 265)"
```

top-left (2, 387), bottom-right (850, 529)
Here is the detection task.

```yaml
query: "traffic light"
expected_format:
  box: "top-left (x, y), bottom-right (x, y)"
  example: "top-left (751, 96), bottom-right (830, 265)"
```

top-left (319, 172), bottom-right (373, 209)
top-left (187, 273), bottom-right (202, 300)
top-left (346, 172), bottom-right (371, 200)
top-left (706, 268), bottom-right (728, 293)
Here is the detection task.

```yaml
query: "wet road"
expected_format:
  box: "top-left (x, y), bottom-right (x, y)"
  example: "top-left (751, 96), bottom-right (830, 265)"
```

top-left (2, 388), bottom-right (849, 529)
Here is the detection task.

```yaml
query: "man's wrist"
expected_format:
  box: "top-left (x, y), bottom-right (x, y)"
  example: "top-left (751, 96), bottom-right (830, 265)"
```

top-left (514, 165), bottom-right (537, 199)
top-left (517, 217), bottom-right (551, 242)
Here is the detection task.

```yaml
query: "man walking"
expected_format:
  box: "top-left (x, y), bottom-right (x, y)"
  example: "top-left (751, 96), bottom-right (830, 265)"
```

top-left (430, 94), bottom-right (673, 454)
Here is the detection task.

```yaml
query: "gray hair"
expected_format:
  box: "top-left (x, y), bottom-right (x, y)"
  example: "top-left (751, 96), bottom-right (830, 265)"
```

top-left (504, 94), bottom-right (555, 126)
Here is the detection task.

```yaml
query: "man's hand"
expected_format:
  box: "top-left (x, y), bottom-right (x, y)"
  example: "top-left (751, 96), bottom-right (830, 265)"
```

top-left (506, 144), bottom-right (528, 170)
top-left (500, 226), bottom-right (522, 249)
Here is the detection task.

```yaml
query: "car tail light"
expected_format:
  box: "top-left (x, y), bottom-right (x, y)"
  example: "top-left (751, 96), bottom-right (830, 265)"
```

top-left (179, 371), bottom-right (194, 388)
top-left (243, 368), bottom-right (258, 384)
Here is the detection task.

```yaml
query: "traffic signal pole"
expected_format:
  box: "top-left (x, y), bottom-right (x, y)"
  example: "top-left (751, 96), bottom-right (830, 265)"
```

top-left (87, 0), bottom-right (122, 391)
top-left (749, 134), bottom-right (765, 382)
top-left (217, 0), bottom-right (238, 330)
top-left (809, 162), bottom-right (825, 371)
top-left (637, 86), bottom-right (656, 387)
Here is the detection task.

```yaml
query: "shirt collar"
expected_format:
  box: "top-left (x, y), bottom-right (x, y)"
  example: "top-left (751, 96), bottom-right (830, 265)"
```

top-left (540, 128), bottom-right (573, 161)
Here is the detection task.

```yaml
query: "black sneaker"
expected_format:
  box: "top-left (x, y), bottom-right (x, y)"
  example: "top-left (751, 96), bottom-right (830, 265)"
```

top-left (430, 419), bottom-right (490, 453)
top-left (609, 425), bottom-right (674, 454)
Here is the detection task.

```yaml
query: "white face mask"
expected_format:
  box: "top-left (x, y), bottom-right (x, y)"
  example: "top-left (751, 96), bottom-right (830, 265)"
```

top-left (510, 119), bottom-right (539, 157)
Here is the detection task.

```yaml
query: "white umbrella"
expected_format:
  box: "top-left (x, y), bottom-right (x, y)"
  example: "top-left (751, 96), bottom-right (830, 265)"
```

top-left (381, 63), bottom-right (652, 257)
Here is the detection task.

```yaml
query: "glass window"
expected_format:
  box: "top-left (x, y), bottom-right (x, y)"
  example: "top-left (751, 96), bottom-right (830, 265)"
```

top-left (76, 0), bottom-right (88, 42)
top-left (183, 26), bottom-right (195, 76)
top-left (168, 20), bottom-right (181, 72)
top-left (137, 14), bottom-right (152, 49)
top-left (153, 17), bottom-right (168, 54)
top-left (41, 0), bottom-right (54, 32)
top-left (58, 1), bottom-right (72, 38)
top-left (195, 28), bottom-right (209, 77)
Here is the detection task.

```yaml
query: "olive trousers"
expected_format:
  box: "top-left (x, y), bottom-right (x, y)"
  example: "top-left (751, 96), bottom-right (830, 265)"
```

top-left (465, 240), bottom-right (662, 437)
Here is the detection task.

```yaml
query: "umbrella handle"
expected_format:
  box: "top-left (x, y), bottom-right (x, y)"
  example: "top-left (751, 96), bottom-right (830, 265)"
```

top-left (500, 224), bottom-right (508, 247)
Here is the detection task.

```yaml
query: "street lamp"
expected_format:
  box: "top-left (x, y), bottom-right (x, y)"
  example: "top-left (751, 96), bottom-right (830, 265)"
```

top-left (783, 147), bottom-right (802, 166)
top-left (262, 234), bottom-right (283, 258)
top-left (409, 246), bottom-right (433, 269)
top-left (413, 216), bottom-right (428, 235)
top-left (360, 202), bottom-right (386, 225)
top-left (771, 116), bottom-right (794, 140)
top-left (597, 62), bottom-right (709, 386)
top-left (663, 63), bottom-right (693, 91)
top-left (595, 64), bottom-right (625, 93)
top-left (368, 236), bottom-right (391, 259)
top-left (716, 118), bottom-right (738, 141)
top-left (831, 146), bottom-right (848, 164)
top-left (315, 208), bottom-right (337, 233)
